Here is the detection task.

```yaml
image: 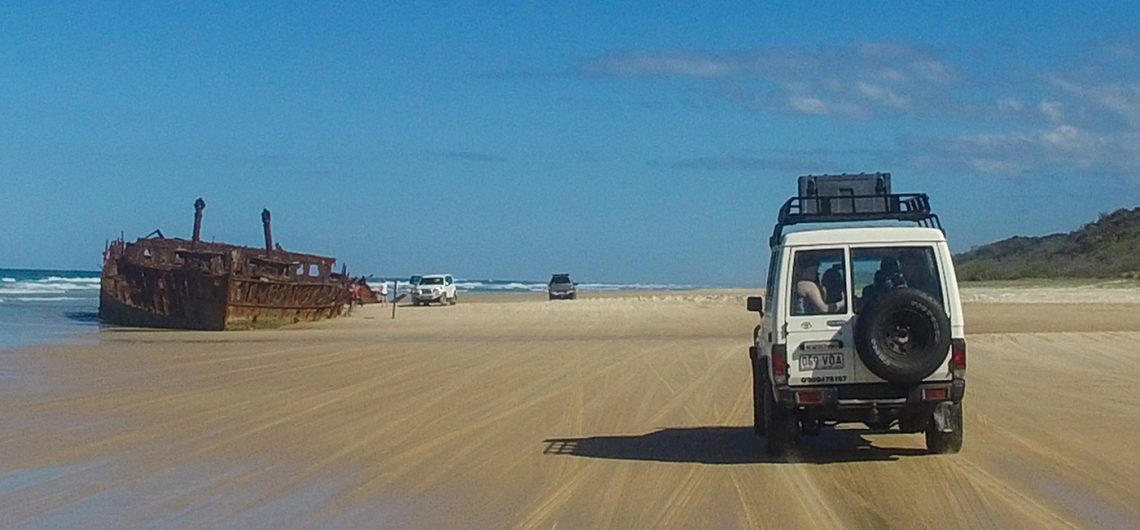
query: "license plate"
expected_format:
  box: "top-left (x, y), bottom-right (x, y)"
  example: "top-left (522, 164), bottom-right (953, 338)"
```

top-left (799, 353), bottom-right (844, 371)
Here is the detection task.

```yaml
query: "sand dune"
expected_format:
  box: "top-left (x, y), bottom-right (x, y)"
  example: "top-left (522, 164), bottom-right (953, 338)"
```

top-left (2, 291), bottom-right (1139, 527)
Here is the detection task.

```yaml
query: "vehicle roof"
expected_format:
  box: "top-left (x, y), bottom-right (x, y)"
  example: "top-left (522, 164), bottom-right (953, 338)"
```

top-left (779, 226), bottom-right (947, 247)
top-left (420, 273), bottom-right (451, 278)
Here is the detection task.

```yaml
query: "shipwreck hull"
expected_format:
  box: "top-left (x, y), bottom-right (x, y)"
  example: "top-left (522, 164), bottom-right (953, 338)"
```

top-left (99, 261), bottom-right (229, 330)
top-left (226, 277), bottom-right (346, 329)
top-left (100, 236), bottom-right (351, 331)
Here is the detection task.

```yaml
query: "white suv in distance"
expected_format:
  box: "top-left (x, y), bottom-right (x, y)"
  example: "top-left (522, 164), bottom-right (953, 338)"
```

top-left (411, 274), bottom-right (457, 306)
top-left (748, 173), bottom-right (966, 456)
top-left (548, 273), bottom-right (577, 300)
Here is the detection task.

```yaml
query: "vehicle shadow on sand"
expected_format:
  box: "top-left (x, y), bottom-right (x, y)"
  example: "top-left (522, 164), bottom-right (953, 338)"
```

top-left (543, 426), bottom-right (929, 464)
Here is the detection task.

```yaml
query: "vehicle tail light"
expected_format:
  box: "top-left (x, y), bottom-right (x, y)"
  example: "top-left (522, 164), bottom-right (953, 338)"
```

top-left (771, 344), bottom-right (788, 385)
top-left (950, 338), bottom-right (966, 375)
top-left (796, 390), bottom-right (823, 404)
top-left (922, 387), bottom-right (948, 401)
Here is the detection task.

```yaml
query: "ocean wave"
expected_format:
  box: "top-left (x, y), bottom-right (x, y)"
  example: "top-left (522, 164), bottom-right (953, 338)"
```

top-left (450, 280), bottom-right (702, 292)
top-left (1, 277), bottom-right (15, 282)
top-left (0, 283), bottom-right (101, 294)
top-left (5, 296), bottom-right (91, 302)
top-left (577, 282), bottom-right (698, 291)
top-left (39, 276), bottom-right (100, 284)
top-left (0, 275), bottom-right (101, 295)
top-left (459, 282), bottom-right (548, 292)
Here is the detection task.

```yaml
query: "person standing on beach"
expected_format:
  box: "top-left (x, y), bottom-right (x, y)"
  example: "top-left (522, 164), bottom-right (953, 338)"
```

top-left (379, 281), bottom-right (389, 306)
top-left (346, 283), bottom-right (360, 315)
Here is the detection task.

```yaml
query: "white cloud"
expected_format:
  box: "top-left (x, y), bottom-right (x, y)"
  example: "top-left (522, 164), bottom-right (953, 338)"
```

top-left (579, 42), bottom-right (957, 118)
top-left (912, 60), bottom-right (953, 84)
top-left (966, 158), bottom-right (1029, 174)
top-left (1038, 100), bottom-right (1064, 122)
top-left (582, 52), bottom-right (734, 78)
top-left (998, 98), bottom-right (1024, 113)
top-left (903, 123), bottom-right (1128, 177)
top-left (1048, 74), bottom-right (1140, 128)
top-left (579, 34), bottom-right (1140, 179)
top-left (856, 82), bottom-right (910, 109)
top-left (789, 96), bottom-right (828, 114)
top-left (877, 68), bottom-right (908, 82)
top-left (1040, 125), bottom-right (1092, 151)
top-left (857, 42), bottom-right (910, 60)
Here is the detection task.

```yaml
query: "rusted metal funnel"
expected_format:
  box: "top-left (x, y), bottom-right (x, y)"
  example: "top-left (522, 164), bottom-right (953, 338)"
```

top-left (192, 198), bottom-right (206, 242)
top-left (262, 209), bottom-right (273, 251)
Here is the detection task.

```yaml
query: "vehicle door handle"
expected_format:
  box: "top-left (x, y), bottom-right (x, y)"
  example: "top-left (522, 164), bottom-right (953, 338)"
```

top-left (826, 320), bottom-right (845, 327)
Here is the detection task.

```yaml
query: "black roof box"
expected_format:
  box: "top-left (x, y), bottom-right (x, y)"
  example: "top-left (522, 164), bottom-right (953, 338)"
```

top-left (798, 172), bottom-right (891, 215)
top-left (770, 172), bottom-right (942, 247)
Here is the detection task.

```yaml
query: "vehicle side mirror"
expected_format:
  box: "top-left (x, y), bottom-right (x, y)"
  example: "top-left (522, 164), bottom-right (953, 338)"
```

top-left (746, 296), bottom-right (764, 314)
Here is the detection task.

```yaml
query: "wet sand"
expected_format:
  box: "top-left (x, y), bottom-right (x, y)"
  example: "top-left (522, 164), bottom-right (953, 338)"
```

top-left (2, 289), bottom-right (1140, 528)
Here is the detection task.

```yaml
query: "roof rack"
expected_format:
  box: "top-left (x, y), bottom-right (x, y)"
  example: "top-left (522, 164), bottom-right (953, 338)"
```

top-left (769, 193), bottom-right (942, 248)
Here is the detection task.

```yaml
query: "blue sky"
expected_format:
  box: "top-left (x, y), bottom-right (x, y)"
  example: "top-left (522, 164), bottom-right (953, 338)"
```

top-left (3, 3), bottom-right (1139, 285)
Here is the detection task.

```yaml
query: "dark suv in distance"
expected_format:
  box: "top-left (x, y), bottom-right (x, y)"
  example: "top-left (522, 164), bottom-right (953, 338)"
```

top-left (548, 274), bottom-right (577, 300)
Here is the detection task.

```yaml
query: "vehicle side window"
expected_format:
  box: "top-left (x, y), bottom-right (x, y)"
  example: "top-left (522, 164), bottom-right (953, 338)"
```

top-left (764, 251), bottom-right (779, 304)
top-left (789, 249), bottom-right (846, 316)
top-left (851, 247), bottom-right (943, 313)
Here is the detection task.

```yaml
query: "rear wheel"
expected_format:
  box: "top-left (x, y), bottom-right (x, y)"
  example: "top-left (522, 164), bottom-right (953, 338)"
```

top-left (751, 357), bottom-right (766, 436)
top-left (925, 401), bottom-right (964, 454)
top-left (450, 293), bottom-right (458, 305)
top-left (763, 373), bottom-right (797, 456)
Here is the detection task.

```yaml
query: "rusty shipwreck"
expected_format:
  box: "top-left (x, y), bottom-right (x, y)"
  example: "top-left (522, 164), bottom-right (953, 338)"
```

top-left (99, 198), bottom-right (352, 330)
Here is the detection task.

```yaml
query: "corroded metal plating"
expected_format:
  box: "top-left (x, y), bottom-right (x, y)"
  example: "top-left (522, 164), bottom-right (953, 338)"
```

top-left (99, 199), bottom-right (352, 330)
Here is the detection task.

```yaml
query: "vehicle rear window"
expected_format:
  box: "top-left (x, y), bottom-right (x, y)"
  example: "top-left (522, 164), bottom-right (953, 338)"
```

top-left (789, 249), bottom-right (846, 316)
top-left (850, 247), bottom-right (942, 313)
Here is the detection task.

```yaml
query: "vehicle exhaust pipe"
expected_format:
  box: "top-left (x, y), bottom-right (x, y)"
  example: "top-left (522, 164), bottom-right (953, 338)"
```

top-left (262, 209), bottom-right (273, 251)
top-left (192, 198), bottom-right (206, 242)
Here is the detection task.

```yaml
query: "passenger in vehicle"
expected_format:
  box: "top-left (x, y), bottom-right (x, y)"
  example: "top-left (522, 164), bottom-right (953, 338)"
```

top-left (793, 258), bottom-right (846, 315)
top-left (821, 263), bottom-right (845, 305)
top-left (859, 256), bottom-right (905, 310)
top-left (875, 257), bottom-right (905, 290)
top-left (900, 252), bottom-right (939, 299)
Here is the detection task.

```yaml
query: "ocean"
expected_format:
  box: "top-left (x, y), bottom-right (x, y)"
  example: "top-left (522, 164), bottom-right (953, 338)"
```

top-left (0, 269), bottom-right (102, 351)
top-left (0, 268), bottom-right (706, 351)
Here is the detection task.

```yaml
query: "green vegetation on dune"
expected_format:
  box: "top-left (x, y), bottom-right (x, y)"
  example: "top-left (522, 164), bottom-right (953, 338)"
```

top-left (954, 207), bottom-right (1140, 281)
top-left (960, 278), bottom-right (1140, 289)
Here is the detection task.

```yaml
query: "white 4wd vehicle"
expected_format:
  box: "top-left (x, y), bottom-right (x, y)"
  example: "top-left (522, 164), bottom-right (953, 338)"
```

top-left (411, 274), bottom-right (458, 306)
top-left (748, 174), bottom-right (966, 456)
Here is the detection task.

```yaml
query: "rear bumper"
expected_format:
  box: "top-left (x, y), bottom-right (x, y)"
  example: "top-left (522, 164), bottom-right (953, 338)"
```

top-left (774, 379), bottom-right (965, 423)
top-left (548, 291), bottom-right (575, 299)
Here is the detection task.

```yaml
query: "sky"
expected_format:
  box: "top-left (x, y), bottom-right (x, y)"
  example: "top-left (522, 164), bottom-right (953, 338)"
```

top-left (2, 2), bottom-right (1140, 285)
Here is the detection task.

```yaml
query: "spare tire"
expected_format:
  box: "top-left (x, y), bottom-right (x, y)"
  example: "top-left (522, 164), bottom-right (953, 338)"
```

top-left (855, 287), bottom-right (950, 384)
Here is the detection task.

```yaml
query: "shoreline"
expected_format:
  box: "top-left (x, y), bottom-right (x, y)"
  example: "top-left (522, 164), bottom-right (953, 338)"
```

top-left (8, 284), bottom-right (1140, 352)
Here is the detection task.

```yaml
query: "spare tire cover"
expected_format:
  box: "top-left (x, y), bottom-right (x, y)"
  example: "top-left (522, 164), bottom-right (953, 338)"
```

top-left (855, 287), bottom-right (951, 384)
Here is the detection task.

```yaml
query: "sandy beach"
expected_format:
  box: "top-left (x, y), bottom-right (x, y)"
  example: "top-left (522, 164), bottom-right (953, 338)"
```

top-left (3, 288), bottom-right (1140, 528)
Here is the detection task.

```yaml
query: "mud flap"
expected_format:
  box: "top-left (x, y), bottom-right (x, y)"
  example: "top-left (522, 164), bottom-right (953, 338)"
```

top-left (931, 401), bottom-right (959, 433)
